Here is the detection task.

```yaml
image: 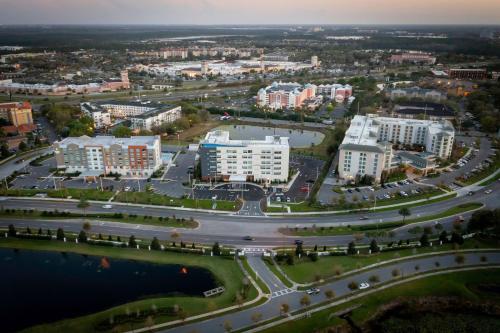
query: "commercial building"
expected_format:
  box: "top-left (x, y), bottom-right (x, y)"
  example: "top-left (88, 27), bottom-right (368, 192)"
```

top-left (0, 101), bottom-right (33, 127)
top-left (392, 102), bottom-right (455, 121)
top-left (257, 82), bottom-right (316, 110)
top-left (390, 52), bottom-right (436, 65)
top-left (448, 68), bottom-right (487, 80)
top-left (54, 135), bottom-right (162, 178)
top-left (80, 101), bottom-right (181, 130)
top-left (338, 115), bottom-right (454, 182)
top-left (387, 87), bottom-right (446, 102)
top-left (198, 130), bottom-right (290, 183)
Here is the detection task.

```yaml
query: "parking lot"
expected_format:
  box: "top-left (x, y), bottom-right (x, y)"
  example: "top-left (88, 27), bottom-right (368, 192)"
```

top-left (269, 155), bottom-right (325, 203)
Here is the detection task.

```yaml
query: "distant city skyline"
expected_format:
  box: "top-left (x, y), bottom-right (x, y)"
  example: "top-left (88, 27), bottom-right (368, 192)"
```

top-left (0, 0), bottom-right (499, 25)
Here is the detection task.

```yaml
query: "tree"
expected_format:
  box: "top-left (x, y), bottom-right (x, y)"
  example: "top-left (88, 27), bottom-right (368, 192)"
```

top-left (128, 235), bottom-right (137, 248)
top-left (419, 233), bottom-right (430, 247)
top-left (1, 143), bottom-right (11, 158)
top-left (348, 281), bottom-right (358, 290)
top-left (398, 207), bottom-right (411, 223)
top-left (300, 295), bottom-right (311, 307)
top-left (450, 232), bottom-right (464, 245)
top-left (280, 303), bottom-right (290, 315)
top-left (150, 237), bottom-right (161, 250)
top-left (467, 209), bottom-right (498, 233)
top-left (82, 221), bottom-right (91, 232)
top-left (439, 230), bottom-right (448, 244)
top-left (38, 227), bottom-right (42, 235)
top-left (56, 228), bottom-right (65, 240)
top-left (324, 289), bottom-right (335, 299)
top-left (251, 312), bottom-right (263, 323)
top-left (212, 242), bottom-right (221, 255)
top-left (112, 125), bottom-right (132, 138)
top-left (295, 242), bottom-right (304, 257)
top-left (7, 224), bottom-right (16, 237)
top-left (223, 320), bottom-right (232, 332)
top-left (78, 230), bottom-right (87, 242)
top-left (18, 141), bottom-right (28, 151)
top-left (77, 198), bottom-right (90, 216)
top-left (369, 239), bottom-right (380, 253)
top-left (347, 241), bottom-right (357, 255)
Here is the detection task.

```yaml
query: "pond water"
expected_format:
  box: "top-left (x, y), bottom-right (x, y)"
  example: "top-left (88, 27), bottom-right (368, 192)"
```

top-left (214, 125), bottom-right (325, 148)
top-left (0, 248), bottom-right (216, 332)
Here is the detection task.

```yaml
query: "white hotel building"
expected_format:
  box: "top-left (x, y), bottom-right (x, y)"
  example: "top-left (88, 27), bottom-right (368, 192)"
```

top-left (198, 131), bottom-right (290, 183)
top-left (339, 115), bottom-right (455, 182)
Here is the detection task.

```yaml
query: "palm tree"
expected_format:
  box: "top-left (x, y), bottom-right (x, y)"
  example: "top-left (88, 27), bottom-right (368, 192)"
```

top-left (77, 198), bottom-right (90, 217)
top-left (398, 207), bottom-right (411, 223)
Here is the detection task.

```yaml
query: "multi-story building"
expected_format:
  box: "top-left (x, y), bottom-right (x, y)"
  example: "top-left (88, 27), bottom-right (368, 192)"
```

top-left (316, 84), bottom-right (353, 100)
top-left (198, 130), bottom-right (289, 183)
top-left (0, 101), bottom-right (33, 127)
top-left (54, 135), bottom-right (162, 178)
top-left (257, 82), bottom-right (316, 110)
top-left (390, 52), bottom-right (436, 65)
top-left (80, 102), bottom-right (112, 129)
top-left (392, 102), bottom-right (455, 121)
top-left (161, 48), bottom-right (188, 59)
top-left (129, 106), bottom-right (182, 130)
top-left (338, 115), bottom-right (454, 182)
top-left (448, 68), bottom-right (487, 80)
top-left (81, 101), bottom-right (182, 130)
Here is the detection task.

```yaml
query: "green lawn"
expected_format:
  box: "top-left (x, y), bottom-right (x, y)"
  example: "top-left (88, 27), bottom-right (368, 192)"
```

top-left (261, 269), bottom-right (500, 333)
top-left (0, 188), bottom-right (114, 201)
top-left (0, 238), bottom-right (256, 333)
top-left (281, 202), bottom-right (482, 237)
top-left (479, 171), bottom-right (500, 186)
top-left (278, 238), bottom-right (498, 284)
top-left (262, 257), bottom-right (294, 288)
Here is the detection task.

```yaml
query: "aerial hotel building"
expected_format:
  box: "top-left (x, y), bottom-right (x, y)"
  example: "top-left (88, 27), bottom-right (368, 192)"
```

top-left (257, 82), bottom-right (316, 110)
top-left (198, 130), bottom-right (290, 183)
top-left (338, 115), bottom-right (455, 182)
top-left (54, 135), bottom-right (162, 178)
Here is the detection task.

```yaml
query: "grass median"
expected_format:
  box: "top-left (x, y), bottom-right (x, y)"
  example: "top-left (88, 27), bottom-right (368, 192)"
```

top-left (280, 202), bottom-right (482, 237)
top-left (0, 238), bottom-right (256, 333)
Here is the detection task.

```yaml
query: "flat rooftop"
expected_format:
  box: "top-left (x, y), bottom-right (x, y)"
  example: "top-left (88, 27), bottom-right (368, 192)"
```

top-left (56, 135), bottom-right (159, 148)
top-left (200, 130), bottom-right (289, 147)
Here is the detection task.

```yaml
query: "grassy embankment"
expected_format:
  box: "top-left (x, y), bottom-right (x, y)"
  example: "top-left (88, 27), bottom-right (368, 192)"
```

top-left (260, 268), bottom-right (500, 333)
top-left (0, 238), bottom-right (256, 333)
top-left (278, 237), bottom-right (499, 284)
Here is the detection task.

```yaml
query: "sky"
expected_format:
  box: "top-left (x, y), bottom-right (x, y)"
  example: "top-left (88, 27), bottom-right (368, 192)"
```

top-left (0, 0), bottom-right (499, 25)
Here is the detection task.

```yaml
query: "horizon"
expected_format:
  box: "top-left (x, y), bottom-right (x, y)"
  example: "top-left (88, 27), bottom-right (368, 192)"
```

top-left (1, 0), bottom-right (499, 25)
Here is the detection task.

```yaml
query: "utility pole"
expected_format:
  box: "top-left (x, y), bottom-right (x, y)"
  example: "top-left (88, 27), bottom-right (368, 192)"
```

top-left (53, 177), bottom-right (57, 190)
top-left (137, 178), bottom-right (141, 192)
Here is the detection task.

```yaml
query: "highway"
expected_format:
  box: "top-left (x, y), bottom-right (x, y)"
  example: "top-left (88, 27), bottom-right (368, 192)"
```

top-left (0, 179), bottom-right (497, 247)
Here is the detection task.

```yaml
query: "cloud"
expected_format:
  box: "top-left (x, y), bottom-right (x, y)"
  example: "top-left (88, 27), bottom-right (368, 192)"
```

top-left (0, 0), bottom-right (499, 24)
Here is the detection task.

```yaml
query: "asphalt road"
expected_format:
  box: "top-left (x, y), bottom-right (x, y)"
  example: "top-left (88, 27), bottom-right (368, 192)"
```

top-left (161, 252), bottom-right (500, 333)
top-left (0, 179), bottom-right (497, 247)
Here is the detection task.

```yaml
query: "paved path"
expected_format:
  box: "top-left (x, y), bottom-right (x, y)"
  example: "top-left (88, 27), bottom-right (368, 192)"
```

top-left (246, 255), bottom-right (288, 292)
top-left (151, 251), bottom-right (500, 333)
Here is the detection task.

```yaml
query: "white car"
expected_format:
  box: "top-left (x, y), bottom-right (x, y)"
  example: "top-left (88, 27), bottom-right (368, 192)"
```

top-left (484, 189), bottom-right (493, 194)
top-left (124, 186), bottom-right (131, 192)
top-left (359, 282), bottom-right (370, 290)
top-left (102, 204), bottom-right (113, 209)
top-left (306, 288), bottom-right (320, 295)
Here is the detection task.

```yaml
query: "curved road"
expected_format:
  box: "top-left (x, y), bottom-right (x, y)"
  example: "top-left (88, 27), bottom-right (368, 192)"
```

top-left (157, 252), bottom-right (500, 333)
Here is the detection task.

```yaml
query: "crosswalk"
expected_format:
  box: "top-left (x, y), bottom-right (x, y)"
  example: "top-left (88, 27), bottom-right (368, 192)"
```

top-left (271, 288), bottom-right (295, 298)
